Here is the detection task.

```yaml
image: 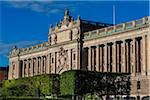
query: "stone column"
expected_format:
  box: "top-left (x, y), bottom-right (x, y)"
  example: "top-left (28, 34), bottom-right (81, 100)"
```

top-left (147, 34), bottom-right (150, 75)
top-left (91, 47), bottom-right (95, 71)
top-left (88, 47), bottom-right (92, 71)
top-left (142, 35), bottom-right (146, 75)
top-left (68, 49), bottom-right (72, 70)
top-left (75, 49), bottom-right (78, 70)
top-left (55, 52), bottom-right (57, 74)
top-left (104, 44), bottom-right (107, 72)
top-left (29, 60), bottom-right (31, 76)
top-left (135, 39), bottom-right (139, 73)
top-left (129, 41), bottom-right (132, 73)
top-left (43, 56), bottom-right (46, 74)
top-left (46, 54), bottom-right (50, 74)
top-left (70, 49), bottom-right (72, 70)
top-left (41, 56), bottom-right (43, 74)
top-left (56, 51), bottom-right (59, 70)
top-left (22, 60), bottom-right (24, 77)
top-left (116, 43), bottom-right (119, 72)
top-left (112, 42), bottom-right (116, 72)
top-left (51, 54), bottom-right (55, 74)
top-left (30, 59), bottom-right (33, 76)
top-left (34, 58), bottom-right (37, 75)
top-left (26, 60), bottom-right (29, 77)
top-left (121, 41), bottom-right (126, 73)
top-left (139, 38), bottom-right (142, 74)
top-left (16, 59), bottom-right (20, 78)
top-left (33, 59), bottom-right (35, 75)
top-left (32, 58), bottom-right (35, 76)
top-left (45, 56), bottom-right (47, 74)
top-left (125, 42), bottom-right (128, 73)
top-left (99, 46), bottom-right (102, 72)
top-left (38, 58), bottom-right (41, 75)
top-left (96, 45), bottom-right (100, 71)
top-left (53, 52), bottom-right (56, 74)
top-left (49, 54), bottom-right (51, 74)
top-left (131, 39), bottom-right (136, 76)
top-left (107, 44), bottom-right (110, 72)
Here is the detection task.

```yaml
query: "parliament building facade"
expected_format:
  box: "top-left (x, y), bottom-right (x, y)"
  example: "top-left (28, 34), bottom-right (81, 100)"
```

top-left (8, 10), bottom-right (150, 98)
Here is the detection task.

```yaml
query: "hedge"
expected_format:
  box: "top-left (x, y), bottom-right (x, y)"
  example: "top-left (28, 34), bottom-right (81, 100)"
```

top-left (1, 74), bottom-right (60, 97)
top-left (60, 70), bottom-right (130, 97)
top-left (0, 70), bottom-right (130, 99)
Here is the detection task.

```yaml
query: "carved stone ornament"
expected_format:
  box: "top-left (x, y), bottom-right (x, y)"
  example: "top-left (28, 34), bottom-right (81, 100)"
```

top-left (72, 28), bottom-right (79, 39)
top-left (52, 34), bottom-right (57, 44)
top-left (69, 30), bottom-right (72, 40)
top-left (48, 36), bottom-right (51, 44)
top-left (11, 45), bottom-right (20, 55)
top-left (57, 47), bottom-right (68, 73)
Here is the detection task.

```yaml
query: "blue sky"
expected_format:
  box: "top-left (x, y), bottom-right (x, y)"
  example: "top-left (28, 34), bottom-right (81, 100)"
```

top-left (0, 1), bottom-right (149, 67)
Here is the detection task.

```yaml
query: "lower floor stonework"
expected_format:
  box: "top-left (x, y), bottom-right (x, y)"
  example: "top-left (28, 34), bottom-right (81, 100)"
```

top-left (131, 75), bottom-right (150, 99)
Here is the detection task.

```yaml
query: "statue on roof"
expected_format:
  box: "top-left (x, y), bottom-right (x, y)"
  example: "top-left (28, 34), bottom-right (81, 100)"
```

top-left (65, 9), bottom-right (69, 16)
top-left (63, 9), bottom-right (70, 25)
top-left (12, 45), bottom-right (17, 50)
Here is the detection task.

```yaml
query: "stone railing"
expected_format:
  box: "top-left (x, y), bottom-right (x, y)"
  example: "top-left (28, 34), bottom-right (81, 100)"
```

top-left (9, 42), bottom-right (49, 57)
top-left (20, 42), bottom-right (49, 53)
top-left (84, 16), bottom-right (150, 39)
top-left (81, 20), bottom-right (112, 27)
top-left (50, 21), bottom-right (78, 32)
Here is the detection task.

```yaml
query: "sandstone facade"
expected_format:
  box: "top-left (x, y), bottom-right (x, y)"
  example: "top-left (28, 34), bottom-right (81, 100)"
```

top-left (8, 10), bottom-right (150, 99)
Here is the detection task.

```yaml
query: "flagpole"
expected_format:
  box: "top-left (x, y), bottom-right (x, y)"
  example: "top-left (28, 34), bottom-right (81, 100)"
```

top-left (113, 5), bottom-right (116, 25)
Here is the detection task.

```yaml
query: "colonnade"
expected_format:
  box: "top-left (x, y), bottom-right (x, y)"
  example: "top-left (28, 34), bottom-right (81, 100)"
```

top-left (14, 48), bottom-right (77, 78)
top-left (9, 35), bottom-right (148, 79)
top-left (20, 56), bottom-right (47, 77)
top-left (87, 36), bottom-right (146, 75)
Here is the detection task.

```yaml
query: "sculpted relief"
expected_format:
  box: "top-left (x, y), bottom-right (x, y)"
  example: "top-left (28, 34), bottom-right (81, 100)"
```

top-left (72, 28), bottom-right (79, 40)
top-left (57, 47), bottom-right (69, 74)
top-left (52, 34), bottom-right (57, 44)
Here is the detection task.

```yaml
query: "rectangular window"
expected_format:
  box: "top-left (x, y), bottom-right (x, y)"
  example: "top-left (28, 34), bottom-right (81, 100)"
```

top-left (52, 58), bottom-right (54, 63)
top-left (137, 81), bottom-right (140, 90)
top-left (73, 54), bottom-right (76, 60)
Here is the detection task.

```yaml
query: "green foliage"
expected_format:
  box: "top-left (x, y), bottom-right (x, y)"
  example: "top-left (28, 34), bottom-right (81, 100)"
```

top-left (1, 70), bottom-right (130, 99)
top-left (60, 70), bottom-right (130, 97)
top-left (60, 70), bottom-right (76, 96)
top-left (1, 74), bottom-right (60, 97)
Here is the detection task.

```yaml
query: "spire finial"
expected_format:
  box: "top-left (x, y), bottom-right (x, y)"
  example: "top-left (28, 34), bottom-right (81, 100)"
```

top-left (77, 15), bottom-right (81, 25)
top-left (49, 24), bottom-right (53, 32)
top-left (50, 24), bottom-right (52, 28)
top-left (77, 15), bottom-right (80, 20)
top-left (56, 22), bottom-right (58, 26)
top-left (65, 8), bottom-right (69, 16)
top-left (60, 19), bottom-right (62, 26)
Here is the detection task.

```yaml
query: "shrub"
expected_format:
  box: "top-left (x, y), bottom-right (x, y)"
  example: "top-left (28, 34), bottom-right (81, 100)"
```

top-left (1, 74), bottom-right (60, 97)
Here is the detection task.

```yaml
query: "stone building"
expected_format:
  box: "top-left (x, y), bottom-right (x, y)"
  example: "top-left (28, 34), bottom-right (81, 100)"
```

top-left (8, 10), bottom-right (150, 98)
top-left (0, 67), bottom-right (8, 87)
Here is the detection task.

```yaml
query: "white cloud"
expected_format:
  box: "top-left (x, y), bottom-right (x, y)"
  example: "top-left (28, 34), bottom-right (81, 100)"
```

top-left (0, 40), bottom-right (44, 57)
top-left (4, 1), bottom-right (83, 16)
top-left (5, 1), bottom-right (63, 15)
top-left (50, 8), bottom-right (61, 14)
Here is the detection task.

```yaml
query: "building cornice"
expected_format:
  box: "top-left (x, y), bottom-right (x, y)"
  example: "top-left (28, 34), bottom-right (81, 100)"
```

top-left (83, 16), bottom-right (150, 41)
